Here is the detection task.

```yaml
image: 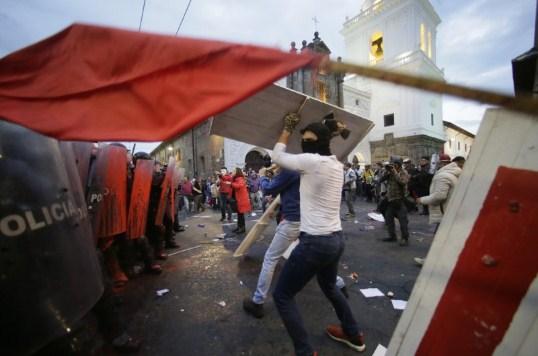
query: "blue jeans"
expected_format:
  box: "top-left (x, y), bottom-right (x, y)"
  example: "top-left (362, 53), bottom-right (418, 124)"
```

top-left (220, 193), bottom-right (232, 220)
top-left (252, 220), bottom-right (301, 304)
top-left (273, 231), bottom-right (358, 356)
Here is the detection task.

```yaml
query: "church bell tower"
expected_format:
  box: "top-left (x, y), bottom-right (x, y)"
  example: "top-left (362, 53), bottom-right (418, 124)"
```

top-left (342, 0), bottom-right (445, 163)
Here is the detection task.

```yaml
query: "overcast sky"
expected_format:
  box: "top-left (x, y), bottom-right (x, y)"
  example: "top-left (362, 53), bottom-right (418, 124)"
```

top-left (1, 0), bottom-right (535, 152)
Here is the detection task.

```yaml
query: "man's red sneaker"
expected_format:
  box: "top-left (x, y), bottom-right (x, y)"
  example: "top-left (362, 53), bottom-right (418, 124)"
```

top-left (326, 324), bottom-right (365, 352)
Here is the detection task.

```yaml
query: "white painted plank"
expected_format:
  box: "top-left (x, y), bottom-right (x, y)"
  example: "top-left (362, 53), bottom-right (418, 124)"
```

top-left (388, 109), bottom-right (538, 355)
top-left (211, 84), bottom-right (374, 160)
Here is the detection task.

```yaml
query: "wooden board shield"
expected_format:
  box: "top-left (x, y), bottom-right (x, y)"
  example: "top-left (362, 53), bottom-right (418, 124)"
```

top-left (211, 84), bottom-right (374, 160)
top-left (126, 159), bottom-right (153, 239)
top-left (90, 144), bottom-right (128, 238)
top-left (388, 109), bottom-right (538, 356)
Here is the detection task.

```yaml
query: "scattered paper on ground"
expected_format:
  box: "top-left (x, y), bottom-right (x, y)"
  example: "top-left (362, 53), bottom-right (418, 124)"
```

top-left (367, 212), bottom-right (385, 222)
top-left (360, 288), bottom-right (385, 298)
top-left (372, 344), bottom-right (387, 356)
top-left (391, 299), bottom-right (407, 310)
top-left (194, 215), bottom-right (212, 218)
top-left (216, 301), bottom-right (226, 307)
top-left (156, 289), bottom-right (170, 297)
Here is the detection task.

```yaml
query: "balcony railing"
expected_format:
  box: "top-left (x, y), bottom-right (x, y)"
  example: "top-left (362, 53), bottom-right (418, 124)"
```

top-left (343, 0), bottom-right (402, 28)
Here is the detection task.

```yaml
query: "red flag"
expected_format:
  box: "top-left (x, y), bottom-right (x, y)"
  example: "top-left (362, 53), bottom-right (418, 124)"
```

top-left (0, 24), bottom-right (320, 141)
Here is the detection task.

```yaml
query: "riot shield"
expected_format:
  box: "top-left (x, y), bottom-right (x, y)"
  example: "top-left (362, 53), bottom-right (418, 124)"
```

top-left (154, 158), bottom-right (175, 226)
top-left (88, 144), bottom-right (128, 239)
top-left (165, 157), bottom-right (176, 223)
top-left (126, 159), bottom-right (153, 239)
top-left (0, 120), bottom-right (103, 356)
top-left (68, 141), bottom-right (94, 192)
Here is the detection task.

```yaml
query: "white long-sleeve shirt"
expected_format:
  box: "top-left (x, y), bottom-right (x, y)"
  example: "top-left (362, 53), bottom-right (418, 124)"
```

top-left (272, 142), bottom-right (342, 235)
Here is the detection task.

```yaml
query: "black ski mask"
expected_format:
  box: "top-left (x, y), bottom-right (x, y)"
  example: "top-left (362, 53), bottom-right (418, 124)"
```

top-left (300, 123), bottom-right (332, 156)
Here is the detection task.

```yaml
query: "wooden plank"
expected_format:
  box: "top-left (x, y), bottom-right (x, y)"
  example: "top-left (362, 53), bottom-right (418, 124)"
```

top-left (211, 84), bottom-right (374, 160)
top-left (416, 166), bottom-right (538, 355)
top-left (233, 196), bottom-right (280, 257)
top-left (388, 109), bottom-right (538, 355)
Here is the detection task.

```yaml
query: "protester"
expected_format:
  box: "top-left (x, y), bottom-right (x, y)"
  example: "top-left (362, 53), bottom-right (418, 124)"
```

top-left (210, 177), bottom-right (219, 209)
top-left (362, 164), bottom-right (375, 202)
top-left (373, 162), bottom-right (386, 203)
top-left (343, 162), bottom-right (356, 217)
top-left (192, 177), bottom-right (204, 212)
top-left (270, 113), bottom-right (365, 355)
top-left (247, 171), bottom-right (261, 210)
top-left (218, 167), bottom-right (233, 222)
top-left (179, 176), bottom-right (193, 214)
top-left (381, 157), bottom-right (410, 246)
top-left (414, 155), bottom-right (464, 265)
top-left (261, 169), bottom-right (275, 212)
top-left (414, 156), bottom-right (433, 215)
top-left (230, 168), bottom-right (251, 233)
top-left (243, 167), bottom-right (301, 318)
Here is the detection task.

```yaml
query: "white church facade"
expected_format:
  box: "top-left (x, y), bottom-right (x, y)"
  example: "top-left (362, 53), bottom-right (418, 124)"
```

top-left (342, 0), bottom-right (446, 164)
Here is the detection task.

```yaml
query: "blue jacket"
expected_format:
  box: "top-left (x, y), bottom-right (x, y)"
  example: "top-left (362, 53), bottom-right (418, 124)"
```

top-left (260, 169), bottom-right (300, 222)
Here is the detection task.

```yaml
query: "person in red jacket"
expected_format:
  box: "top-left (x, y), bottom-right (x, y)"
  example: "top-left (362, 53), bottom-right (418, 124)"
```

top-left (218, 167), bottom-right (233, 222)
top-left (231, 168), bottom-right (252, 233)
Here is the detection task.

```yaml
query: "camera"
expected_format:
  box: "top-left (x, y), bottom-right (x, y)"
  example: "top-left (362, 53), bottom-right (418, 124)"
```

top-left (262, 154), bottom-right (272, 168)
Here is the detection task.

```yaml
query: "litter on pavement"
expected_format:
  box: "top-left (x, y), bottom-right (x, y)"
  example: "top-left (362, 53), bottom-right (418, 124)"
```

top-left (360, 288), bottom-right (385, 298)
top-left (216, 301), bottom-right (227, 307)
top-left (156, 289), bottom-right (170, 297)
top-left (391, 299), bottom-right (407, 310)
top-left (367, 212), bottom-right (385, 222)
top-left (372, 344), bottom-right (387, 356)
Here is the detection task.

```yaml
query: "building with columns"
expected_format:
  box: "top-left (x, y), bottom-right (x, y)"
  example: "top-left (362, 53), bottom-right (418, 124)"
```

top-left (342, 0), bottom-right (446, 164)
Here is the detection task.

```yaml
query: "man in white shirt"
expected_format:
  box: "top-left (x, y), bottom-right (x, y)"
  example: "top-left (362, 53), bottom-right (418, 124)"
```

top-left (270, 113), bottom-right (365, 356)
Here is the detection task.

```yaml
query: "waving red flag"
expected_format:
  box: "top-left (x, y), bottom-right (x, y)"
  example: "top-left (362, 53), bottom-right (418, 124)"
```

top-left (0, 24), bottom-right (320, 141)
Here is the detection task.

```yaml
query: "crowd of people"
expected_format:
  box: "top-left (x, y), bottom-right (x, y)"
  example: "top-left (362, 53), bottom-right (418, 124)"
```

top-left (235, 114), bottom-right (467, 355)
top-left (12, 112), bottom-right (465, 355)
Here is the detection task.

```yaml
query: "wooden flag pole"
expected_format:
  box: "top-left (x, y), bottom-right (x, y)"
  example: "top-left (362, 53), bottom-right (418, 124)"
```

top-left (327, 60), bottom-right (538, 117)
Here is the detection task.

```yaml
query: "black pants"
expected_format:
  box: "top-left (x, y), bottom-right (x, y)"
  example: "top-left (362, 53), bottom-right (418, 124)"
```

top-left (385, 199), bottom-right (409, 240)
top-left (237, 213), bottom-right (245, 229)
top-left (220, 193), bottom-right (232, 220)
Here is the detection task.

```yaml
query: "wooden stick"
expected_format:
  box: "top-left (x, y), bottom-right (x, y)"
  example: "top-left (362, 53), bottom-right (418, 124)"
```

top-left (233, 196), bottom-right (280, 257)
top-left (327, 60), bottom-right (538, 117)
top-left (297, 96), bottom-right (308, 114)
